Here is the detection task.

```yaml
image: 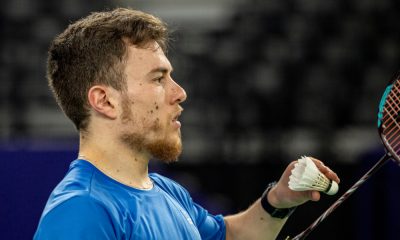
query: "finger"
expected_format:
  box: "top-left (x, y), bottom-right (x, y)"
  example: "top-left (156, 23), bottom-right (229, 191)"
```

top-left (288, 160), bottom-right (298, 170)
top-left (325, 169), bottom-right (340, 184)
top-left (282, 161), bottom-right (298, 178)
top-left (310, 158), bottom-right (341, 183)
top-left (310, 191), bottom-right (320, 202)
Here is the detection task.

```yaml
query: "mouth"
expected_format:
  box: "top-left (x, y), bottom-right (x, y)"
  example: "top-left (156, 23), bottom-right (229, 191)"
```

top-left (172, 111), bottom-right (182, 128)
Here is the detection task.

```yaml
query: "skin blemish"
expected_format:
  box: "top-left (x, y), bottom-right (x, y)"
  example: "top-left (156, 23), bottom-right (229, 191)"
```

top-left (155, 105), bottom-right (159, 110)
top-left (149, 118), bottom-right (161, 131)
top-left (260, 217), bottom-right (265, 221)
top-left (116, 169), bottom-right (120, 173)
top-left (134, 158), bottom-right (138, 162)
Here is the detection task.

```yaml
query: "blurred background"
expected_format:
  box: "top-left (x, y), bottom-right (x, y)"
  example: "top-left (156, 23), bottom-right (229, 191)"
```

top-left (1, 0), bottom-right (400, 239)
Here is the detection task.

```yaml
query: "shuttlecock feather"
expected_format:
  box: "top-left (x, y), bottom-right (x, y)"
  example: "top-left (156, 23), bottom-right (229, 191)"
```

top-left (289, 156), bottom-right (338, 195)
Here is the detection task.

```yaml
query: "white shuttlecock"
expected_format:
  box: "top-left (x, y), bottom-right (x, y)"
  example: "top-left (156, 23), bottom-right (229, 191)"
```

top-left (288, 156), bottom-right (338, 195)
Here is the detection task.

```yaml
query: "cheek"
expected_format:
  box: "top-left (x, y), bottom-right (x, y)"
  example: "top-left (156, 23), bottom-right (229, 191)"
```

top-left (141, 102), bottom-right (163, 129)
top-left (145, 101), bottom-right (160, 115)
top-left (130, 86), bottom-right (165, 127)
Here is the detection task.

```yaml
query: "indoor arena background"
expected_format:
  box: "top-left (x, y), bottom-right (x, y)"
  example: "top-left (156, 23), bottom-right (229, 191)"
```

top-left (1, 0), bottom-right (400, 239)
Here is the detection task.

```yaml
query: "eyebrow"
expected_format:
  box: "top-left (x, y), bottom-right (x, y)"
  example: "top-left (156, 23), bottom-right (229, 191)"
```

top-left (147, 67), bottom-right (173, 76)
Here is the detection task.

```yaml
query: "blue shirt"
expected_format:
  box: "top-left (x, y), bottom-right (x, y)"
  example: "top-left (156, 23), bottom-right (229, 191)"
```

top-left (34, 160), bottom-right (226, 240)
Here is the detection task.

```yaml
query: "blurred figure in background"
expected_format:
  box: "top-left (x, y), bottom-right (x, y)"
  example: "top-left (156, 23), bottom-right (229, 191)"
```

top-left (34, 8), bottom-right (339, 240)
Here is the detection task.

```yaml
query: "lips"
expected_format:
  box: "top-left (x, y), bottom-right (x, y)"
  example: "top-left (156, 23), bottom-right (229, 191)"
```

top-left (172, 114), bottom-right (179, 121)
top-left (172, 111), bottom-right (182, 128)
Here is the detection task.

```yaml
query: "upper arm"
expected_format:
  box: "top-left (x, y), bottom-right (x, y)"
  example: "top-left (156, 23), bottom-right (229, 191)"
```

top-left (34, 196), bottom-right (116, 240)
top-left (191, 202), bottom-right (226, 240)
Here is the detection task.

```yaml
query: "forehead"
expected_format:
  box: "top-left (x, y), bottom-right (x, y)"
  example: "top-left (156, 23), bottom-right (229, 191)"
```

top-left (125, 42), bottom-right (172, 75)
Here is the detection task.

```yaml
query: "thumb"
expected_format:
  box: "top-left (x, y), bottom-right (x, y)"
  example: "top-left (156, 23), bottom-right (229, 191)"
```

top-left (309, 191), bottom-right (321, 201)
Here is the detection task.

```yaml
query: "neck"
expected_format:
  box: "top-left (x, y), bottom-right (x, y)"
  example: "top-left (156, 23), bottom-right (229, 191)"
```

top-left (78, 132), bottom-right (153, 190)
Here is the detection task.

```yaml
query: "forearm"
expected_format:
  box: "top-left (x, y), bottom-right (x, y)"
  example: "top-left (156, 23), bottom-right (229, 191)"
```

top-left (223, 158), bottom-right (340, 240)
top-left (224, 198), bottom-right (288, 240)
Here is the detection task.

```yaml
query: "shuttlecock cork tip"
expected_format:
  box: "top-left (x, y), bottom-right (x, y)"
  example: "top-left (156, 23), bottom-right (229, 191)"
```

top-left (325, 180), bottom-right (339, 195)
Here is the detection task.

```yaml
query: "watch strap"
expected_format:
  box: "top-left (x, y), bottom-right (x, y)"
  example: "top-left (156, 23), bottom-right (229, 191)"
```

top-left (260, 181), bottom-right (296, 219)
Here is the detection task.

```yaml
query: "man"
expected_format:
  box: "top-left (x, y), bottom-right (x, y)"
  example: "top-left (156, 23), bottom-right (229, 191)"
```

top-left (34, 8), bottom-right (339, 240)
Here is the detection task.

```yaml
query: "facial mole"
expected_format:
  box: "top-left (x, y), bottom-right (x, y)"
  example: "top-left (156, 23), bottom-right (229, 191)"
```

top-left (260, 217), bottom-right (264, 221)
top-left (116, 169), bottom-right (120, 173)
top-left (134, 158), bottom-right (138, 162)
top-left (155, 105), bottom-right (159, 110)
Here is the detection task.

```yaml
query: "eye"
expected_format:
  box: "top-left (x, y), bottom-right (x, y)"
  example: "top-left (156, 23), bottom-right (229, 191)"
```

top-left (154, 76), bottom-right (165, 84)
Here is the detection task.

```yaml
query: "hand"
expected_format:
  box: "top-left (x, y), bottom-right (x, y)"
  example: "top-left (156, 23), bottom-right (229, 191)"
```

top-left (267, 157), bottom-right (340, 209)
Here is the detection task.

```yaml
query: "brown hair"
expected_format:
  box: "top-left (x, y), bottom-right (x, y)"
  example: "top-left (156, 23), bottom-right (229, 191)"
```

top-left (47, 8), bottom-right (169, 131)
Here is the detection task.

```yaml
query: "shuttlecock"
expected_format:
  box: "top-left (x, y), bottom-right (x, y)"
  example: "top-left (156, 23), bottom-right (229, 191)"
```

top-left (289, 156), bottom-right (339, 195)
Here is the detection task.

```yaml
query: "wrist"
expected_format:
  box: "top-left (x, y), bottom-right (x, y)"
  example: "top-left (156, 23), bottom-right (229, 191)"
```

top-left (260, 181), bottom-right (296, 219)
top-left (266, 183), bottom-right (280, 208)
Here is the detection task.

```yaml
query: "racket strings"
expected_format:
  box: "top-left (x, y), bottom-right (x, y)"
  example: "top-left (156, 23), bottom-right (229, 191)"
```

top-left (383, 104), bottom-right (399, 136)
top-left (382, 80), bottom-right (400, 158)
top-left (382, 82), bottom-right (400, 127)
top-left (382, 101), bottom-right (399, 138)
top-left (383, 84), bottom-right (400, 131)
top-left (383, 97), bottom-right (400, 140)
top-left (383, 98), bottom-right (400, 139)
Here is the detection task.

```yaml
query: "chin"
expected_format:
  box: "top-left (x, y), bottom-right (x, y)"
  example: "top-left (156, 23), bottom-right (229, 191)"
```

top-left (147, 136), bottom-right (182, 163)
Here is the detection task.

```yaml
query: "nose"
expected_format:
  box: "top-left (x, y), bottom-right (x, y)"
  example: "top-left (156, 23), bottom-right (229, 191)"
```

top-left (170, 79), bottom-right (187, 104)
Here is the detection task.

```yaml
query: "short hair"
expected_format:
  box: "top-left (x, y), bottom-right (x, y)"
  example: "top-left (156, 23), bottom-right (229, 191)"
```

top-left (47, 8), bottom-right (169, 131)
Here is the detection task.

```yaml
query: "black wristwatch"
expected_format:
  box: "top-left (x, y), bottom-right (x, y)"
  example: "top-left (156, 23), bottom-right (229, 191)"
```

top-left (260, 181), bottom-right (296, 219)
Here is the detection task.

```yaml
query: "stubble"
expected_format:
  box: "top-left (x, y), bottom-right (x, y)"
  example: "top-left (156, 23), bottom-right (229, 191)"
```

top-left (119, 95), bottom-right (182, 163)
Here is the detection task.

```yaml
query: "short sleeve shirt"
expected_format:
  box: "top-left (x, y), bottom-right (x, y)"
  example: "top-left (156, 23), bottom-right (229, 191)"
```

top-left (34, 160), bottom-right (226, 240)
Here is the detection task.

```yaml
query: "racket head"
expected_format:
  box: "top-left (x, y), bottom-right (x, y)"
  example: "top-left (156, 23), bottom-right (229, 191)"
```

top-left (378, 71), bottom-right (400, 163)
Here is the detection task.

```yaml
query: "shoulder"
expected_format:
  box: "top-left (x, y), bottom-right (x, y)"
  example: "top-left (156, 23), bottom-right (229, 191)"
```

top-left (47, 194), bottom-right (108, 217)
top-left (150, 173), bottom-right (193, 202)
top-left (43, 161), bottom-right (97, 213)
top-left (34, 195), bottom-right (116, 239)
top-left (149, 173), bottom-right (226, 239)
top-left (35, 161), bottom-right (136, 239)
top-left (150, 173), bottom-right (189, 194)
top-left (149, 172), bottom-right (179, 187)
top-left (40, 160), bottom-right (124, 225)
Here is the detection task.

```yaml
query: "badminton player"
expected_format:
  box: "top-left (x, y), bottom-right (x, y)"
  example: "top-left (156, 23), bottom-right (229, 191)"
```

top-left (34, 8), bottom-right (339, 240)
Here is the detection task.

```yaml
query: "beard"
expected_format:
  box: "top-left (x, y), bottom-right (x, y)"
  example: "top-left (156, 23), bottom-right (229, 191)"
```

top-left (120, 131), bottom-right (182, 164)
top-left (119, 95), bottom-right (182, 163)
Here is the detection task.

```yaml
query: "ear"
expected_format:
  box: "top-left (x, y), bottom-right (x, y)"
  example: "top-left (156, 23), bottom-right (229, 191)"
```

top-left (87, 85), bottom-right (118, 119)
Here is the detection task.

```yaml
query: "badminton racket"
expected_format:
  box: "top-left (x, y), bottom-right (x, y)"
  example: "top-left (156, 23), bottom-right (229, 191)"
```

top-left (286, 71), bottom-right (400, 240)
